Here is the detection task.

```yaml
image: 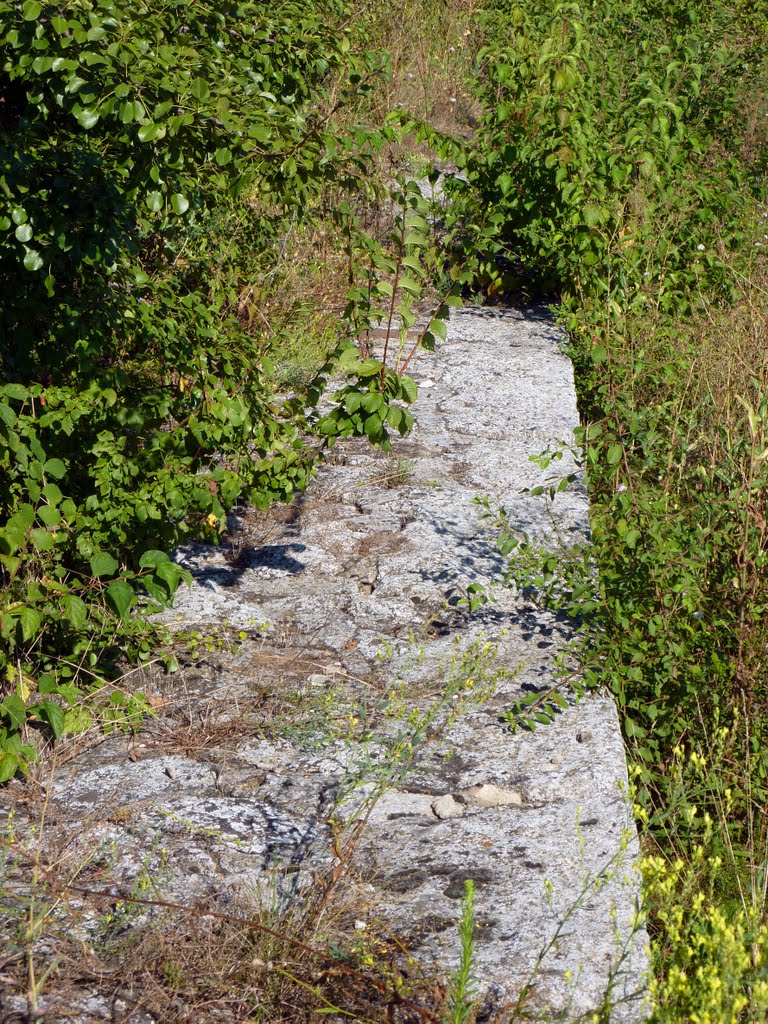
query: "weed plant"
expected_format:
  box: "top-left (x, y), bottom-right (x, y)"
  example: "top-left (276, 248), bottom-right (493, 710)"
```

top-left (431, 0), bottom-right (768, 1017)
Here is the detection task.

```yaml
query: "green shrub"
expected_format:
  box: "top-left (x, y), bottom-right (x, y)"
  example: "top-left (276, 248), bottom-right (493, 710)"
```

top-left (0, 0), bottom-right (424, 778)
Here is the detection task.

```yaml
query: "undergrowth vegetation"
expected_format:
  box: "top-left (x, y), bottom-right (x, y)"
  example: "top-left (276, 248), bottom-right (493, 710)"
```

top-left (0, 0), bottom-right (464, 780)
top-left (430, 0), bottom-right (768, 1019)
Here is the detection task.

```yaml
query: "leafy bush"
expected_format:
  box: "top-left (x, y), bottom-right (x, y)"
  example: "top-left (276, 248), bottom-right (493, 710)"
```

top-left (0, 0), bottom-right (430, 778)
top-left (443, 0), bottom-right (768, 1015)
top-left (438, 0), bottom-right (764, 300)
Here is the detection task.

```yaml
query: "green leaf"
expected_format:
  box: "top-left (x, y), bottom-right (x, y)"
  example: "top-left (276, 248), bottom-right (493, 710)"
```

top-left (106, 579), bottom-right (134, 618)
top-left (43, 458), bottom-right (66, 479)
top-left (76, 108), bottom-right (99, 130)
top-left (386, 405), bottom-right (404, 430)
top-left (364, 413), bottom-right (382, 440)
top-left (0, 554), bottom-right (21, 575)
top-left (61, 594), bottom-right (87, 630)
top-left (119, 99), bottom-right (137, 123)
top-left (90, 552), bottom-right (119, 577)
top-left (18, 606), bottom-right (41, 642)
top-left (37, 505), bottom-right (60, 528)
top-left (1, 695), bottom-right (27, 731)
top-left (399, 376), bottom-right (418, 403)
top-left (30, 528), bottom-right (54, 551)
top-left (190, 78), bottom-right (210, 101)
top-left (398, 276), bottom-right (422, 296)
top-left (2, 384), bottom-right (30, 401)
top-left (429, 317), bottom-right (448, 341)
top-left (145, 191), bottom-right (163, 212)
top-left (0, 753), bottom-right (20, 783)
top-left (356, 359), bottom-right (383, 378)
top-left (170, 193), bottom-right (189, 215)
top-left (156, 561), bottom-right (182, 593)
top-left (33, 701), bottom-right (66, 740)
top-left (22, 0), bottom-right (41, 20)
top-left (138, 549), bottom-right (170, 568)
top-left (607, 444), bottom-right (623, 466)
top-left (15, 223), bottom-right (33, 243)
top-left (41, 483), bottom-right (62, 505)
top-left (23, 249), bottom-right (44, 272)
top-left (61, 706), bottom-right (93, 735)
top-left (583, 203), bottom-right (604, 228)
top-left (137, 122), bottom-right (163, 142)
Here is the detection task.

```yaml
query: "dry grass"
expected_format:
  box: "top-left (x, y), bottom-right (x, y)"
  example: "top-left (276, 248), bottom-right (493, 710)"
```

top-left (695, 259), bottom-right (768, 429)
top-left (362, 0), bottom-right (484, 132)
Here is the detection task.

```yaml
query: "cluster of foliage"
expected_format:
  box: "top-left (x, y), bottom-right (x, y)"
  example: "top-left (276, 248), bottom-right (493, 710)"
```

top-left (432, 0), bottom-right (768, 1017)
top-left (0, 0), bottom-right (450, 779)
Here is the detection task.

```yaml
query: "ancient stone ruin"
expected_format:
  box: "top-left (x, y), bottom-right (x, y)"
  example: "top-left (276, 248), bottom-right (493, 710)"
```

top-left (5, 306), bottom-right (648, 1022)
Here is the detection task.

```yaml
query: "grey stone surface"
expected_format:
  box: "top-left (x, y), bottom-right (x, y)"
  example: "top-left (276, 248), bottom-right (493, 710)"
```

top-left (3, 305), bottom-right (648, 1021)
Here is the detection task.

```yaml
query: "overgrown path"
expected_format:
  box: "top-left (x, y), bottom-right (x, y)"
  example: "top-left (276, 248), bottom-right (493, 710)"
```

top-left (6, 306), bottom-right (647, 1022)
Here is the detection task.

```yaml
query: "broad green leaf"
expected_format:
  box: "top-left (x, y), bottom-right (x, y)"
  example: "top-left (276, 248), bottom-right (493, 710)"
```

top-left (18, 606), bottom-right (41, 642)
top-left (62, 706), bottom-right (93, 735)
top-left (190, 77), bottom-right (210, 101)
top-left (30, 528), bottom-right (54, 551)
top-left (119, 99), bottom-right (137, 123)
top-left (106, 579), bottom-right (134, 618)
top-left (398, 276), bottom-right (421, 296)
top-left (361, 392), bottom-right (384, 413)
top-left (65, 76), bottom-right (87, 95)
top-left (15, 223), bottom-right (33, 243)
top-left (138, 549), bottom-right (170, 568)
top-left (33, 701), bottom-right (65, 739)
top-left (583, 203), bottom-right (605, 228)
top-left (170, 193), bottom-right (189, 215)
top-left (404, 231), bottom-right (428, 248)
top-left (41, 483), bottom-right (62, 504)
top-left (145, 191), bottom-right (163, 212)
top-left (356, 359), bottom-right (383, 378)
top-left (364, 413), bottom-right (382, 439)
top-left (399, 376), bottom-right (418, 403)
top-left (400, 255), bottom-right (425, 276)
top-left (76, 108), bottom-right (99, 130)
top-left (43, 458), bottom-right (66, 479)
top-left (607, 444), bottom-right (623, 466)
top-left (386, 405), bottom-right (404, 430)
top-left (156, 561), bottom-right (182, 593)
top-left (0, 753), bottom-right (20, 783)
top-left (90, 552), bottom-right (118, 577)
top-left (37, 505), bottom-right (60, 528)
top-left (429, 317), bottom-right (448, 341)
top-left (0, 554), bottom-right (21, 575)
top-left (61, 593), bottom-right (87, 629)
top-left (22, 0), bottom-right (41, 20)
top-left (498, 173), bottom-right (514, 196)
top-left (23, 250), bottom-right (44, 272)
top-left (137, 122), bottom-right (163, 142)
top-left (1, 695), bottom-right (27, 731)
